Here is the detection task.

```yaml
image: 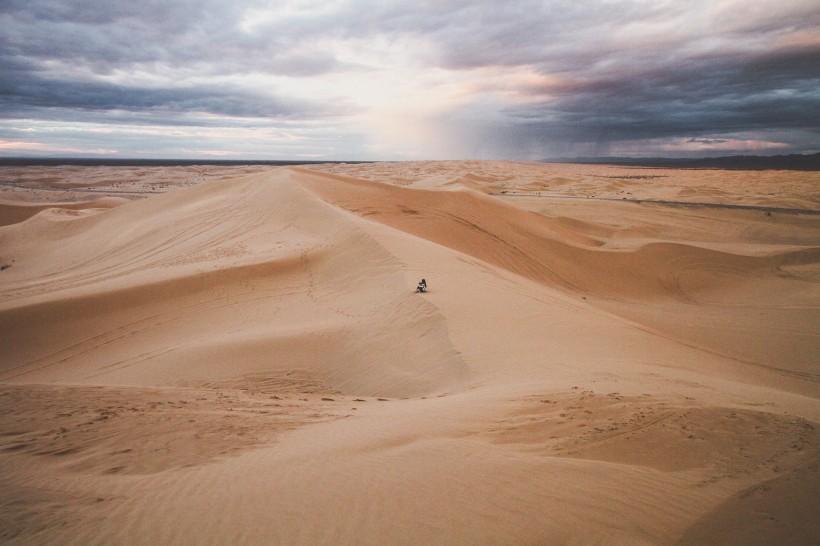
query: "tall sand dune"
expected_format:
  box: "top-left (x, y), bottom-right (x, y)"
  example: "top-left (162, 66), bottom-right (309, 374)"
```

top-left (1, 163), bottom-right (818, 545)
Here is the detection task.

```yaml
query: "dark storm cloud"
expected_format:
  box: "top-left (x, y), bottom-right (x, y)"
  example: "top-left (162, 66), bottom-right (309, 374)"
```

top-left (0, 68), bottom-right (338, 120)
top-left (385, 0), bottom-right (820, 154)
top-left (0, 0), bottom-right (349, 75)
top-left (0, 0), bottom-right (365, 135)
top-left (401, 0), bottom-right (819, 154)
top-left (498, 41), bottom-right (820, 146)
top-left (740, 44), bottom-right (820, 84)
top-left (1, 0), bottom-right (818, 156)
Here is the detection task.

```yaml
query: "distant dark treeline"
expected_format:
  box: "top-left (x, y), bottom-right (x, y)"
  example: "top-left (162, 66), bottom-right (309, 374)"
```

top-left (0, 158), bottom-right (373, 167)
top-left (548, 152), bottom-right (820, 171)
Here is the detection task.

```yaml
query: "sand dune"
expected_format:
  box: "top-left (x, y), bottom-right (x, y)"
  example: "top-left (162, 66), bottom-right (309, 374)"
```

top-left (1, 162), bottom-right (818, 545)
top-left (0, 173), bottom-right (464, 396)
top-left (0, 197), bottom-right (128, 227)
top-left (299, 168), bottom-right (820, 383)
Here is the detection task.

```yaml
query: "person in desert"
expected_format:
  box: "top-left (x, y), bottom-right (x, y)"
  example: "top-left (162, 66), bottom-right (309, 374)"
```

top-left (416, 278), bottom-right (427, 293)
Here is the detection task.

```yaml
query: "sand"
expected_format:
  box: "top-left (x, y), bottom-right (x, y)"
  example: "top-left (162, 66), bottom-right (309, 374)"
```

top-left (1, 160), bottom-right (818, 545)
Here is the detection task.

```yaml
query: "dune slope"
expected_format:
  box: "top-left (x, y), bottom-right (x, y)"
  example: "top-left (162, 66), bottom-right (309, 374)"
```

top-left (1, 164), bottom-right (818, 546)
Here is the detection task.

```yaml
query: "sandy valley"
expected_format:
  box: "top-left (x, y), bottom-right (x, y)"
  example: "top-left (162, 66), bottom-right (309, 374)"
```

top-left (1, 161), bottom-right (818, 545)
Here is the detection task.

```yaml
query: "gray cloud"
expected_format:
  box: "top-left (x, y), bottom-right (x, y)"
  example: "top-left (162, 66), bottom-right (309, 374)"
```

top-left (0, 68), bottom-right (345, 120)
top-left (0, 0), bottom-right (351, 76)
top-left (1, 0), bottom-right (818, 158)
top-left (497, 42), bottom-right (820, 147)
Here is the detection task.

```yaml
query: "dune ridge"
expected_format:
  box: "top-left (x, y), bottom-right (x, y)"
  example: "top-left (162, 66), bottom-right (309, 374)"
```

top-left (1, 162), bottom-right (818, 545)
top-left (298, 168), bottom-right (820, 382)
top-left (0, 197), bottom-right (128, 227)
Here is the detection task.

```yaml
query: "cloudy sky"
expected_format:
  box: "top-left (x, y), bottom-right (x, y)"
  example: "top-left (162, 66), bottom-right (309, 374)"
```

top-left (1, 0), bottom-right (819, 159)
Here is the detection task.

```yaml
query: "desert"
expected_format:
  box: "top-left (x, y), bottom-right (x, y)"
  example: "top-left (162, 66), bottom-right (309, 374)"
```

top-left (1, 160), bottom-right (818, 545)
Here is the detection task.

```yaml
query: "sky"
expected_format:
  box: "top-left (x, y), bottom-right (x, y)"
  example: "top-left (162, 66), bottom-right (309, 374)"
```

top-left (1, 0), bottom-right (819, 160)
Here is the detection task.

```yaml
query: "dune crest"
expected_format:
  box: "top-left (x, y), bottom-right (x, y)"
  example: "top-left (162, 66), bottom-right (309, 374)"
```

top-left (1, 162), bottom-right (818, 545)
